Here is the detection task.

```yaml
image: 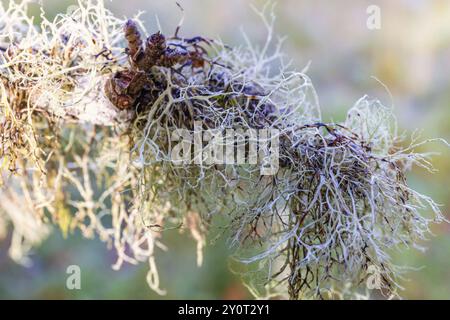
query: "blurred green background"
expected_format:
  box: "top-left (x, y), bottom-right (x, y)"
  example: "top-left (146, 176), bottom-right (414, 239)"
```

top-left (0, 0), bottom-right (449, 299)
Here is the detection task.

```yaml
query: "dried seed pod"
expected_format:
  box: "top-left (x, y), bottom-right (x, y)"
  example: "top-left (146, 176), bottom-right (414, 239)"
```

top-left (124, 19), bottom-right (143, 64)
top-left (147, 31), bottom-right (166, 52)
top-left (141, 31), bottom-right (167, 70)
top-left (138, 32), bottom-right (190, 70)
top-left (104, 70), bottom-right (148, 110)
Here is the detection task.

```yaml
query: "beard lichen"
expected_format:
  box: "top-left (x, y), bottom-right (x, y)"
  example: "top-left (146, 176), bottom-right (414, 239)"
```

top-left (0, 0), bottom-right (447, 299)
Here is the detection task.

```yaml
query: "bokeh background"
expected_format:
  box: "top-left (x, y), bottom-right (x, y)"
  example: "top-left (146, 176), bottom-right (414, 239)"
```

top-left (0, 0), bottom-right (449, 299)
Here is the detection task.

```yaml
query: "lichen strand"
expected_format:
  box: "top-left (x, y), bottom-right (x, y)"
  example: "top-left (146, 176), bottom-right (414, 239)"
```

top-left (0, 0), bottom-right (446, 299)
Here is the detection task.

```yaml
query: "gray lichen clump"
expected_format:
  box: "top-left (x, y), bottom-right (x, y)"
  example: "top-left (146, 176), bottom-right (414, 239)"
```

top-left (0, 0), bottom-right (447, 299)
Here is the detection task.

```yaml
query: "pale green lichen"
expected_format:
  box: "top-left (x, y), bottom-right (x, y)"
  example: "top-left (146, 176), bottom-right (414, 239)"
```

top-left (0, 0), bottom-right (447, 299)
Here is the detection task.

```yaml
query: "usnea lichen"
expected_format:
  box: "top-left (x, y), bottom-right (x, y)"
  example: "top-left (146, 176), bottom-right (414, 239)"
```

top-left (0, 0), bottom-right (447, 299)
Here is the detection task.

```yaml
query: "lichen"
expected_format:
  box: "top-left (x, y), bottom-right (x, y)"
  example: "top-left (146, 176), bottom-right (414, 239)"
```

top-left (0, 0), bottom-right (447, 299)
